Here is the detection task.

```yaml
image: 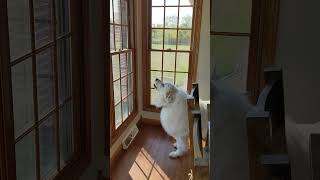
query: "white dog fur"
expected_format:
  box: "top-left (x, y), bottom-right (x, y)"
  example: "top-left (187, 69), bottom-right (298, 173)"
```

top-left (153, 78), bottom-right (209, 158)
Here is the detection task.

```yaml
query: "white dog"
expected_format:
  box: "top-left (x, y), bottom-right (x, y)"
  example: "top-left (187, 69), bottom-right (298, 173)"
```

top-left (153, 78), bottom-right (210, 158)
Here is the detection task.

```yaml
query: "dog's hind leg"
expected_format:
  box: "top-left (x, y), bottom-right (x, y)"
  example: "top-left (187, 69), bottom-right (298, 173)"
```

top-left (169, 136), bottom-right (187, 158)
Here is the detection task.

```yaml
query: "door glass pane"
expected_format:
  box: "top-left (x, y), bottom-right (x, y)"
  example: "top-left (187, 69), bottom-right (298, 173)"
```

top-left (180, 0), bottom-right (193, 5)
top-left (16, 131), bottom-right (37, 180)
top-left (163, 72), bottom-right (174, 84)
top-left (113, 80), bottom-right (121, 104)
top-left (115, 104), bottom-right (122, 129)
top-left (164, 29), bottom-right (177, 50)
top-left (11, 59), bottom-right (34, 138)
top-left (150, 89), bottom-right (158, 106)
top-left (7, 0), bottom-right (32, 61)
top-left (176, 73), bottom-right (188, 90)
top-left (152, 29), bottom-right (163, 50)
top-left (57, 38), bottom-right (72, 105)
top-left (165, 7), bottom-right (178, 28)
top-left (39, 114), bottom-right (57, 179)
top-left (128, 73), bottom-right (133, 93)
top-left (36, 48), bottom-right (55, 119)
top-left (55, 0), bottom-right (70, 36)
top-left (59, 102), bottom-right (73, 168)
top-left (128, 52), bottom-right (132, 73)
top-left (212, 0), bottom-right (252, 33)
top-left (163, 52), bottom-right (175, 71)
top-left (33, 0), bottom-right (53, 48)
top-left (110, 0), bottom-right (113, 22)
top-left (122, 98), bottom-right (129, 121)
top-left (128, 94), bottom-right (133, 114)
top-left (152, 0), bottom-right (164, 6)
top-left (151, 51), bottom-right (162, 70)
top-left (212, 35), bottom-right (250, 92)
top-left (176, 52), bottom-right (189, 72)
top-left (152, 7), bottom-right (164, 28)
top-left (177, 30), bottom-right (191, 50)
top-left (179, 7), bottom-right (193, 28)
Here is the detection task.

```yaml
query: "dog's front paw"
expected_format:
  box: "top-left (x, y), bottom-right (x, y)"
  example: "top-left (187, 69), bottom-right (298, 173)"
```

top-left (169, 150), bottom-right (183, 158)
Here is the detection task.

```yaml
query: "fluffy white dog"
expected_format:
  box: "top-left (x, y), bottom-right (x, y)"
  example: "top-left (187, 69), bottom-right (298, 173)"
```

top-left (153, 78), bottom-right (190, 158)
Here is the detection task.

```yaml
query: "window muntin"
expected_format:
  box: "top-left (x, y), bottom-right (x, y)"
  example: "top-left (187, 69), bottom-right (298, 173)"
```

top-left (110, 0), bottom-right (135, 130)
top-left (149, 0), bottom-right (193, 105)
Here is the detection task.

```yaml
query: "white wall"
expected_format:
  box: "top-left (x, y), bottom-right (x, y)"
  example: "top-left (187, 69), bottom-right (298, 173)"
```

top-left (275, 0), bottom-right (320, 179)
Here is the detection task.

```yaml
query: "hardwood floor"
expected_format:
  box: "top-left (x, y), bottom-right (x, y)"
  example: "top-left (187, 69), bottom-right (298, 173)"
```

top-left (111, 124), bottom-right (208, 180)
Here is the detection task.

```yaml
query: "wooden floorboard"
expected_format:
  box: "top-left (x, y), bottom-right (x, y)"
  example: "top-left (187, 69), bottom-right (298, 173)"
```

top-left (111, 124), bottom-right (209, 180)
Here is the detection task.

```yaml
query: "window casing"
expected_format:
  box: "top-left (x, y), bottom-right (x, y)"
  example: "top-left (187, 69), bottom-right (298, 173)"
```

top-left (110, 0), bottom-right (137, 142)
top-left (143, 0), bottom-right (197, 111)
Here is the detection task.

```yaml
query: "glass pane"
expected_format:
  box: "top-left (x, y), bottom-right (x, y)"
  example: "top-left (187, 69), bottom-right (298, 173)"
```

top-left (112, 55), bottom-right (120, 80)
top-left (151, 29), bottom-right (163, 50)
top-left (151, 51), bottom-right (162, 70)
top-left (115, 104), bottom-right (122, 129)
top-left (163, 72), bottom-right (174, 84)
top-left (59, 102), bottom-right (73, 168)
top-left (115, 25), bottom-right (122, 50)
top-left (212, 36), bottom-right (250, 92)
top-left (33, 0), bottom-right (53, 48)
top-left (128, 52), bottom-right (133, 73)
top-left (39, 114), bottom-right (57, 179)
top-left (176, 52), bottom-right (189, 72)
top-left (120, 53), bottom-right (128, 77)
top-left (178, 30), bottom-right (191, 50)
top-left (150, 89), bottom-right (158, 106)
top-left (122, 98), bottom-right (129, 121)
top-left (57, 38), bottom-right (72, 105)
top-left (164, 29), bottom-right (177, 50)
top-left (152, 7), bottom-right (164, 28)
top-left (176, 73), bottom-right (188, 90)
top-left (165, 7), bottom-right (178, 28)
top-left (152, 0), bottom-right (164, 6)
top-left (15, 131), bottom-right (37, 180)
top-left (128, 94), bottom-right (133, 114)
top-left (150, 71), bottom-right (162, 88)
top-left (163, 52), bottom-right (175, 71)
top-left (179, 7), bottom-right (193, 28)
top-left (113, 0), bottom-right (121, 24)
top-left (113, 80), bottom-right (121, 104)
top-left (212, 0), bottom-right (251, 33)
top-left (128, 73), bottom-right (134, 93)
top-left (11, 59), bottom-right (34, 138)
top-left (180, 0), bottom-right (193, 5)
top-left (110, 0), bottom-right (113, 22)
top-left (36, 48), bottom-right (55, 119)
top-left (121, 0), bottom-right (128, 25)
top-left (7, 0), bottom-right (32, 61)
top-left (166, 0), bottom-right (179, 5)
top-left (55, 0), bottom-right (70, 36)
top-left (110, 25), bottom-right (115, 51)
top-left (121, 76), bottom-right (128, 98)
top-left (122, 26), bottom-right (128, 49)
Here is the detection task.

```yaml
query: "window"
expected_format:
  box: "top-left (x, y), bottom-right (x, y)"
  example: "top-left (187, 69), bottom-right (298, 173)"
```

top-left (143, 0), bottom-right (196, 110)
top-left (0, 0), bottom-right (89, 179)
top-left (110, 0), bottom-right (137, 141)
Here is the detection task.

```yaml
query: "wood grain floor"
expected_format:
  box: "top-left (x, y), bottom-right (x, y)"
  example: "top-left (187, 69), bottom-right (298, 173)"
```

top-left (111, 124), bottom-right (208, 180)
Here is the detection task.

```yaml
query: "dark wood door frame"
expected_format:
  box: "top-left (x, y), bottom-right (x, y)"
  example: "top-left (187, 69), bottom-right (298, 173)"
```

top-left (247, 0), bottom-right (280, 103)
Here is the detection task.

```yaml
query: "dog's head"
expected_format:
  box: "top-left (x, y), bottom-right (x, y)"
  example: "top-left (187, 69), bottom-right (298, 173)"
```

top-left (153, 78), bottom-right (177, 107)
